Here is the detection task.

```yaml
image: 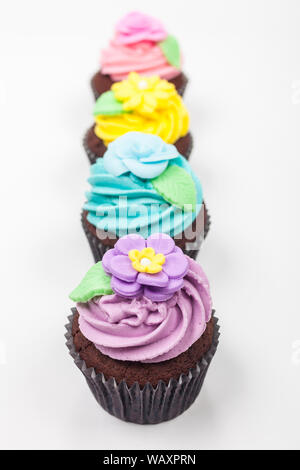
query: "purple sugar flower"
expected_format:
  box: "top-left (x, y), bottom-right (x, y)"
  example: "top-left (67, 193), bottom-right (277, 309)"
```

top-left (102, 233), bottom-right (189, 302)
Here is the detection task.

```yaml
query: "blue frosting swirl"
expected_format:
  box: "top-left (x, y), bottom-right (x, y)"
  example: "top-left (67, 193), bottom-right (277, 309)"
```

top-left (84, 156), bottom-right (203, 238)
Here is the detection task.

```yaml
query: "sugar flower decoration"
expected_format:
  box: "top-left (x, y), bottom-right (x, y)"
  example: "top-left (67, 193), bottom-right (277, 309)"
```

top-left (103, 132), bottom-right (179, 179)
top-left (102, 233), bottom-right (189, 302)
top-left (115, 11), bottom-right (167, 45)
top-left (112, 72), bottom-right (176, 116)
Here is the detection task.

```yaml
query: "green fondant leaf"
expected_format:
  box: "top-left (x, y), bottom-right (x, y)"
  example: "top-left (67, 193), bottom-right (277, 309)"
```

top-left (151, 164), bottom-right (197, 211)
top-left (93, 90), bottom-right (126, 116)
top-left (69, 262), bottom-right (113, 303)
top-left (159, 35), bottom-right (181, 69)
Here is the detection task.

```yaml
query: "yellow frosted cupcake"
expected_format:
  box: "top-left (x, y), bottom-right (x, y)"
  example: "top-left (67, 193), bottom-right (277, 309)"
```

top-left (84, 72), bottom-right (193, 164)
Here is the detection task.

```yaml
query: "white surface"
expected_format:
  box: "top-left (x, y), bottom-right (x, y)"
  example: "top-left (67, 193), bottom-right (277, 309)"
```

top-left (0, 0), bottom-right (299, 450)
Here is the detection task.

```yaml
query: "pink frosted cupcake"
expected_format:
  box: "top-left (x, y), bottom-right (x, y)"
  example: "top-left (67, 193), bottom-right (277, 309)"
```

top-left (91, 11), bottom-right (188, 99)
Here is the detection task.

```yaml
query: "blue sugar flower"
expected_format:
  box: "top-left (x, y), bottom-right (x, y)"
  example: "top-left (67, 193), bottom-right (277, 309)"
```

top-left (103, 132), bottom-right (179, 179)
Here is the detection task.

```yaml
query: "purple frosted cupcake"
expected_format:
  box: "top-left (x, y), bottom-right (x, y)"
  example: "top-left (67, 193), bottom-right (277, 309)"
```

top-left (66, 233), bottom-right (219, 424)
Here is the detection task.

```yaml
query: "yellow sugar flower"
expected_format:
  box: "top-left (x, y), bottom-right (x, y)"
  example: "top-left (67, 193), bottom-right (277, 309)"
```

top-left (112, 72), bottom-right (177, 116)
top-left (128, 247), bottom-right (165, 274)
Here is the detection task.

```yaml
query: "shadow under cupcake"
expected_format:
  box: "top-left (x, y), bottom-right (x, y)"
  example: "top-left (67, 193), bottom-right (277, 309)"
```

top-left (66, 234), bottom-right (219, 424)
top-left (81, 132), bottom-right (210, 262)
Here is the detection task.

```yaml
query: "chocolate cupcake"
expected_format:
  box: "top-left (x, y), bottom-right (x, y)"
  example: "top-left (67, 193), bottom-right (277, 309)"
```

top-left (66, 235), bottom-right (219, 424)
top-left (84, 72), bottom-right (193, 163)
top-left (91, 11), bottom-right (188, 100)
top-left (82, 132), bottom-right (210, 262)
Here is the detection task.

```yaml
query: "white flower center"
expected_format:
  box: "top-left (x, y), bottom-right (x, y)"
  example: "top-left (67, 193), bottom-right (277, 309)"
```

top-left (140, 257), bottom-right (151, 266)
top-left (138, 80), bottom-right (148, 90)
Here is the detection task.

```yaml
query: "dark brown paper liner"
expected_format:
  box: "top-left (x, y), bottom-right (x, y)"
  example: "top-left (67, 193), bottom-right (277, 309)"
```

top-left (81, 208), bottom-right (211, 263)
top-left (83, 129), bottom-right (193, 164)
top-left (91, 71), bottom-right (189, 100)
top-left (65, 311), bottom-right (219, 424)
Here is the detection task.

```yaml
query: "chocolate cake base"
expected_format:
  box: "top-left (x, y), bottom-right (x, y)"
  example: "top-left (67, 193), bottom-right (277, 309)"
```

top-left (72, 311), bottom-right (214, 387)
top-left (65, 310), bottom-right (219, 424)
top-left (81, 204), bottom-right (211, 263)
top-left (91, 71), bottom-right (188, 100)
top-left (83, 126), bottom-right (193, 164)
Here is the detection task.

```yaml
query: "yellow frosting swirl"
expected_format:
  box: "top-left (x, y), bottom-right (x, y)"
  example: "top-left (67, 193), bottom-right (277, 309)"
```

top-left (94, 72), bottom-right (189, 146)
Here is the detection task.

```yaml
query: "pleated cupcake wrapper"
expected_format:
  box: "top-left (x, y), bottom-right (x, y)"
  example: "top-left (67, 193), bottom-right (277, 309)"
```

top-left (81, 211), bottom-right (116, 261)
top-left (83, 130), bottom-right (193, 165)
top-left (81, 208), bottom-right (211, 263)
top-left (65, 310), bottom-right (219, 425)
top-left (175, 72), bottom-right (188, 97)
top-left (91, 75), bottom-right (103, 101)
top-left (91, 72), bottom-right (188, 101)
top-left (91, 86), bottom-right (99, 101)
top-left (184, 131), bottom-right (193, 160)
top-left (83, 129), bottom-right (99, 165)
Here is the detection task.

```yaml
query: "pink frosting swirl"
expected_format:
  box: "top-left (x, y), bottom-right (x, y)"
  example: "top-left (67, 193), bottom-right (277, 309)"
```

top-left (77, 258), bottom-right (212, 363)
top-left (101, 40), bottom-right (181, 81)
top-left (115, 11), bottom-right (167, 45)
top-left (100, 11), bottom-right (181, 81)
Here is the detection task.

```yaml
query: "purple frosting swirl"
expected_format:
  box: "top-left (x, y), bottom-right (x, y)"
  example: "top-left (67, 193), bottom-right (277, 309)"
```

top-left (77, 257), bottom-right (212, 363)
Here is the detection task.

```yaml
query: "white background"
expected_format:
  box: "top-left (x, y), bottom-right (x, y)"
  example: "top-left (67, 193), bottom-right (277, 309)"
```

top-left (0, 0), bottom-right (299, 450)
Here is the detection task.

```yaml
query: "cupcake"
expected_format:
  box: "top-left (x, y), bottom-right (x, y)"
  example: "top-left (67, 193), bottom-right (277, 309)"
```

top-left (84, 72), bottom-right (193, 164)
top-left (82, 132), bottom-right (210, 262)
top-left (91, 11), bottom-right (188, 100)
top-left (66, 234), bottom-right (220, 424)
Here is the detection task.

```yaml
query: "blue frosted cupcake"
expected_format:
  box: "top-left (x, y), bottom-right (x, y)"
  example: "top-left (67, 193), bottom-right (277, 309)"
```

top-left (82, 132), bottom-right (210, 261)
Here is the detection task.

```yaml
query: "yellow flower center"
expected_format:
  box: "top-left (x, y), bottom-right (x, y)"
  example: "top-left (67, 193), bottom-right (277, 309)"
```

top-left (128, 247), bottom-right (165, 274)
